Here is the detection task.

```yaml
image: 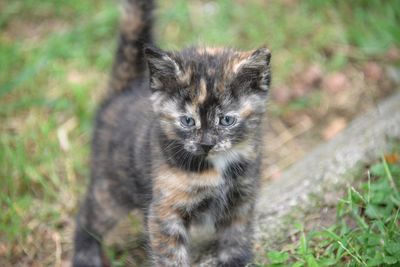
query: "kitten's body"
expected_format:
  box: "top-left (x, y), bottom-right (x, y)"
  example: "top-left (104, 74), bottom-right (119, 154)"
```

top-left (73, 0), bottom-right (271, 266)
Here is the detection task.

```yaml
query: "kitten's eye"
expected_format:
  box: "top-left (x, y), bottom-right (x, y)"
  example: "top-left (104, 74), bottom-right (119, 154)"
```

top-left (219, 115), bottom-right (236, 127)
top-left (180, 116), bottom-right (195, 127)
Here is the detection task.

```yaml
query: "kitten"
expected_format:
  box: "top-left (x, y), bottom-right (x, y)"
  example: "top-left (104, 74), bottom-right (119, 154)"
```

top-left (72, 0), bottom-right (271, 266)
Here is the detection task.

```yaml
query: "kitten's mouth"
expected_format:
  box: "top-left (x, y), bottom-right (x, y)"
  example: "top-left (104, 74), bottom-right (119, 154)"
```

top-left (184, 143), bottom-right (218, 156)
top-left (191, 149), bottom-right (213, 156)
top-left (184, 140), bottom-right (235, 156)
top-left (205, 147), bottom-right (230, 157)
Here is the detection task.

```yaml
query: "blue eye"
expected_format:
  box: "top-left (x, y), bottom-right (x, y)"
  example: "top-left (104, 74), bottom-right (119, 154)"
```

top-left (180, 116), bottom-right (195, 127)
top-left (219, 115), bottom-right (236, 126)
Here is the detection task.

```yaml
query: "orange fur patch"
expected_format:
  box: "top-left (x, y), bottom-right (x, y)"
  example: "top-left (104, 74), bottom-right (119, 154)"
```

top-left (197, 78), bottom-right (207, 104)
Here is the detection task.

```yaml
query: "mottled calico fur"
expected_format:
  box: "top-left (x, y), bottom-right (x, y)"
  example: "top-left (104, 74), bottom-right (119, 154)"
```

top-left (73, 0), bottom-right (271, 266)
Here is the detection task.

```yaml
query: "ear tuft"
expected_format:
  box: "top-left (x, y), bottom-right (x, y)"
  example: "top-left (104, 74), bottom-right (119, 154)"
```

top-left (249, 48), bottom-right (271, 66)
top-left (144, 45), bottom-right (182, 90)
top-left (235, 48), bottom-right (272, 92)
top-left (143, 45), bottom-right (163, 59)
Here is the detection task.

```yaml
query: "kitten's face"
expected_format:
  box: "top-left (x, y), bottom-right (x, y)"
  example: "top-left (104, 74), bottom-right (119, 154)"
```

top-left (145, 47), bottom-right (271, 158)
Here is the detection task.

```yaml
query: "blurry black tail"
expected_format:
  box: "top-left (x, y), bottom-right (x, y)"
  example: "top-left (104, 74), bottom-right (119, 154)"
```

top-left (109, 0), bottom-right (154, 92)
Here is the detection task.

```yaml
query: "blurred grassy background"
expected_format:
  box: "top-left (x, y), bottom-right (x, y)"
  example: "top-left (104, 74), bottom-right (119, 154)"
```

top-left (0, 0), bottom-right (399, 265)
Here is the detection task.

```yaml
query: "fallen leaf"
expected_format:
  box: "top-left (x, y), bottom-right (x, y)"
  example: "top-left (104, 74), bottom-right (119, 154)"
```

top-left (363, 62), bottom-right (383, 81)
top-left (387, 46), bottom-right (400, 62)
top-left (384, 153), bottom-right (399, 164)
top-left (67, 70), bottom-right (85, 84)
top-left (322, 72), bottom-right (350, 93)
top-left (61, 260), bottom-right (72, 267)
top-left (292, 82), bottom-right (310, 98)
top-left (0, 243), bottom-right (6, 256)
top-left (269, 167), bottom-right (282, 180)
top-left (273, 85), bottom-right (292, 104)
top-left (302, 64), bottom-right (323, 87)
top-left (297, 114), bottom-right (313, 129)
top-left (322, 117), bottom-right (347, 140)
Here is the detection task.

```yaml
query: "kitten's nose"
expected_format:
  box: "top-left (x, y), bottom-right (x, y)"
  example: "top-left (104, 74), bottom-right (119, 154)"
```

top-left (200, 144), bottom-right (214, 154)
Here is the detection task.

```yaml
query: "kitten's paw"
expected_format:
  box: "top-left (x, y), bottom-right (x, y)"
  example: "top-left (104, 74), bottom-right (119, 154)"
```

top-left (72, 247), bottom-right (109, 267)
top-left (217, 260), bottom-right (248, 267)
top-left (217, 254), bottom-right (253, 267)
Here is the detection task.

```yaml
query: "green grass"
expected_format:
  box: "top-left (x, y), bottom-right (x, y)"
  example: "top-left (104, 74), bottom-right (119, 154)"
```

top-left (0, 0), bottom-right (399, 265)
top-left (261, 153), bottom-right (400, 267)
top-left (158, 0), bottom-right (400, 80)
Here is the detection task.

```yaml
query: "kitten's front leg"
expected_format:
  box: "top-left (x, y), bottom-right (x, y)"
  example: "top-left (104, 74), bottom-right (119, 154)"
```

top-left (216, 200), bottom-right (255, 267)
top-left (147, 203), bottom-right (190, 267)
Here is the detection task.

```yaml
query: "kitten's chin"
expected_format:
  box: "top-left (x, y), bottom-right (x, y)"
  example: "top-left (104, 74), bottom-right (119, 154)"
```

top-left (182, 147), bottom-right (205, 157)
top-left (206, 148), bottom-right (230, 159)
top-left (207, 150), bottom-right (240, 172)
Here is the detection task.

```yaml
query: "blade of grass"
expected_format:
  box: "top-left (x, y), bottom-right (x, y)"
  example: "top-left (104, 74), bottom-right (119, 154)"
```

top-left (381, 155), bottom-right (399, 194)
top-left (337, 240), bottom-right (363, 265)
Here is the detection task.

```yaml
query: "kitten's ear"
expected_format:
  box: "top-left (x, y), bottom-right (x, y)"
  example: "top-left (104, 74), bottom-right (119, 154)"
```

top-left (234, 48), bottom-right (271, 92)
top-left (144, 45), bottom-right (182, 91)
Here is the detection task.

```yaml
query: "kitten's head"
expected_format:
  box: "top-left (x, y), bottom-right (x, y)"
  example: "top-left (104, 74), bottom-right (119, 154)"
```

top-left (145, 46), bottom-right (271, 161)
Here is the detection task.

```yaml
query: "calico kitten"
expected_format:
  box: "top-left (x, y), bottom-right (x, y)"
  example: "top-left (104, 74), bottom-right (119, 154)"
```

top-left (72, 0), bottom-right (271, 266)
